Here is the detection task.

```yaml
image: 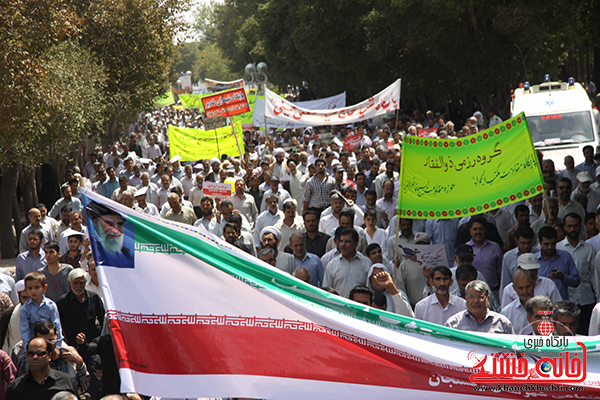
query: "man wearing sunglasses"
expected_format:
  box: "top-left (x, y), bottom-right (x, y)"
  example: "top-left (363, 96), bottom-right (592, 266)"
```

top-left (86, 202), bottom-right (134, 268)
top-left (6, 337), bottom-right (77, 399)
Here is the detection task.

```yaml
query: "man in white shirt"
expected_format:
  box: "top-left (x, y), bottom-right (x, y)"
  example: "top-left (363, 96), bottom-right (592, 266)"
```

top-left (500, 253), bottom-right (562, 308)
top-left (132, 187), bottom-right (159, 216)
top-left (231, 178), bottom-right (258, 228)
top-left (322, 228), bottom-right (372, 298)
top-left (179, 165), bottom-right (195, 199)
top-left (500, 268), bottom-right (535, 335)
top-left (414, 265), bottom-right (467, 325)
top-left (253, 194), bottom-right (284, 247)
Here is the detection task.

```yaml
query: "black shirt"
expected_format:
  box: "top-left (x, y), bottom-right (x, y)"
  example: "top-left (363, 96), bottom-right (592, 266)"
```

top-left (56, 290), bottom-right (105, 348)
top-left (246, 187), bottom-right (264, 211)
top-left (6, 368), bottom-right (77, 400)
top-left (305, 231), bottom-right (330, 258)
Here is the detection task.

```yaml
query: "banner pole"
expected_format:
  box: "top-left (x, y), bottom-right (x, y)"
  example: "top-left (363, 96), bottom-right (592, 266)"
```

top-left (229, 116), bottom-right (244, 158)
top-left (215, 129), bottom-right (220, 158)
top-left (393, 214), bottom-right (400, 282)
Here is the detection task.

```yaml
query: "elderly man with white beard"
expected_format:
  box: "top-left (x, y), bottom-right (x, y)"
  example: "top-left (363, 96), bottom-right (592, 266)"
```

top-left (86, 202), bottom-right (134, 268)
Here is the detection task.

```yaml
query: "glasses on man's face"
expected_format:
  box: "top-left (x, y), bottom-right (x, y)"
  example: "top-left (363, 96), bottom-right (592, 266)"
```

top-left (466, 294), bottom-right (486, 301)
top-left (100, 218), bottom-right (125, 230)
top-left (27, 350), bottom-right (48, 358)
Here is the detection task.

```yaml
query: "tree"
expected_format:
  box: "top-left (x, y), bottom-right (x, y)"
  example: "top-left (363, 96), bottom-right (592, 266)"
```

top-left (0, 0), bottom-right (82, 257)
top-left (79, 0), bottom-right (190, 147)
top-left (192, 42), bottom-right (237, 82)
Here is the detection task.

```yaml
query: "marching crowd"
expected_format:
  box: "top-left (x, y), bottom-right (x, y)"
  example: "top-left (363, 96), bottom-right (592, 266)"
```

top-left (2, 105), bottom-right (600, 398)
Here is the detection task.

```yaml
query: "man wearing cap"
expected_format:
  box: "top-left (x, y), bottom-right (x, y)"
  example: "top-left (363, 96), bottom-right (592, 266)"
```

top-left (332, 165), bottom-right (345, 191)
top-left (58, 229), bottom-right (88, 269)
top-left (572, 171), bottom-right (600, 213)
top-left (205, 157), bottom-right (221, 183)
top-left (231, 178), bottom-right (258, 228)
top-left (133, 187), bottom-right (159, 216)
top-left (557, 212), bottom-right (596, 334)
top-left (58, 211), bottom-right (88, 256)
top-left (259, 175), bottom-right (291, 213)
top-left (394, 232), bottom-right (430, 307)
top-left (260, 227), bottom-right (295, 274)
top-left (303, 159), bottom-right (337, 218)
top-left (415, 265), bottom-right (466, 325)
top-left (271, 148), bottom-right (288, 179)
top-left (500, 268), bottom-right (537, 334)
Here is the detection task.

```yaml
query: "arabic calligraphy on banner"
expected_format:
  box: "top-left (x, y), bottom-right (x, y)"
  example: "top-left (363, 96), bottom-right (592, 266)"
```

top-left (201, 88), bottom-right (251, 118)
top-left (398, 113), bottom-right (544, 219)
top-left (264, 79), bottom-right (400, 125)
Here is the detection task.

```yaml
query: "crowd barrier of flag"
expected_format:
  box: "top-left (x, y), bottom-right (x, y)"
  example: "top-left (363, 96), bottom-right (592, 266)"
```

top-left (82, 187), bottom-right (600, 399)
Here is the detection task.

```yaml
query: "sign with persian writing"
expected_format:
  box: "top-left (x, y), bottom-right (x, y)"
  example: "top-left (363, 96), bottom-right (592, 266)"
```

top-left (201, 88), bottom-right (250, 118)
top-left (398, 113), bottom-right (544, 219)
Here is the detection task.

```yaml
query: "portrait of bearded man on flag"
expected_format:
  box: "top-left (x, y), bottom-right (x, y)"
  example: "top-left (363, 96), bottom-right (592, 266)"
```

top-left (86, 201), bottom-right (135, 269)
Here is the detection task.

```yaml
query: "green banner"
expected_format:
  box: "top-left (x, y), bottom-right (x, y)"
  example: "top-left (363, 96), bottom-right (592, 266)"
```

top-left (168, 121), bottom-right (244, 161)
top-left (232, 92), bottom-right (260, 128)
top-left (154, 90), bottom-right (175, 107)
top-left (398, 113), bottom-right (544, 219)
top-left (179, 88), bottom-right (239, 111)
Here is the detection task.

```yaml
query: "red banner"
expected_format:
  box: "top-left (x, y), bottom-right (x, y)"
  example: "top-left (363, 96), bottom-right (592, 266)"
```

top-left (202, 182), bottom-right (233, 199)
top-left (344, 134), bottom-right (363, 151)
top-left (418, 127), bottom-right (437, 137)
top-left (201, 88), bottom-right (251, 118)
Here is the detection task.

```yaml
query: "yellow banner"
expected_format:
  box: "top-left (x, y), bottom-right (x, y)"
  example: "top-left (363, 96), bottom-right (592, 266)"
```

top-left (168, 121), bottom-right (244, 161)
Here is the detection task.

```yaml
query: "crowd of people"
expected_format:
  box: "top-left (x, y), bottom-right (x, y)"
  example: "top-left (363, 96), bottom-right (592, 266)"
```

top-left (2, 105), bottom-right (599, 399)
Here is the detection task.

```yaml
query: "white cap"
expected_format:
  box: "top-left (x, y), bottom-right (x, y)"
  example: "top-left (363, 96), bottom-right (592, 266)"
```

top-left (517, 253), bottom-right (540, 270)
top-left (134, 186), bottom-right (148, 197)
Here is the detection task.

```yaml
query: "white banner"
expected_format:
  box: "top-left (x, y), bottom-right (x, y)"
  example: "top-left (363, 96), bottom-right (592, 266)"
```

top-left (253, 92), bottom-right (347, 129)
top-left (265, 79), bottom-right (400, 126)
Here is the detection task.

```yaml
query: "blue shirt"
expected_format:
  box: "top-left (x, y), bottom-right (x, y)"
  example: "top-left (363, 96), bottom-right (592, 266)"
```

top-left (294, 252), bottom-right (325, 287)
top-left (536, 249), bottom-right (581, 300)
top-left (467, 239), bottom-right (503, 290)
top-left (15, 250), bottom-right (47, 281)
top-left (576, 161), bottom-right (597, 178)
top-left (20, 295), bottom-right (64, 348)
top-left (101, 179), bottom-right (120, 199)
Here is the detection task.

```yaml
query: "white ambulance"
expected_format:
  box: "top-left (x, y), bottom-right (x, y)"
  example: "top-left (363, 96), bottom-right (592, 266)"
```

top-left (510, 77), bottom-right (599, 168)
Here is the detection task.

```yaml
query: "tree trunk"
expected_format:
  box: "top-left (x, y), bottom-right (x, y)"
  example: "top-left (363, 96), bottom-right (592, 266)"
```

top-left (0, 166), bottom-right (19, 259)
top-left (105, 116), bottom-right (120, 152)
top-left (12, 192), bottom-right (23, 251)
top-left (21, 167), bottom-right (37, 212)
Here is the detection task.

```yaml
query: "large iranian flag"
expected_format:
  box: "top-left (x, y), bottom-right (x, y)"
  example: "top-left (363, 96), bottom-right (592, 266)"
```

top-left (81, 189), bottom-right (600, 399)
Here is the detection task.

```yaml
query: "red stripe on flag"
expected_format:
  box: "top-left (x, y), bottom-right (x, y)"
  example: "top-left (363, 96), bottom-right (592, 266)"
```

top-left (109, 316), bottom-right (502, 396)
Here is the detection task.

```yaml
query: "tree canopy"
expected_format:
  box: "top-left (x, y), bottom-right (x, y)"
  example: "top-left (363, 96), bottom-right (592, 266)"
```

top-left (195, 0), bottom-right (597, 118)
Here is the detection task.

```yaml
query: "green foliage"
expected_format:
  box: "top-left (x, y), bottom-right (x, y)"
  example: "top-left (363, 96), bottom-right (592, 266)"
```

top-left (198, 0), bottom-right (597, 115)
top-left (192, 42), bottom-right (237, 82)
top-left (0, 0), bottom-right (81, 168)
top-left (175, 42), bottom-right (202, 82)
top-left (80, 0), bottom-right (190, 128)
top-left (32, 40), bottom-right (107, 162)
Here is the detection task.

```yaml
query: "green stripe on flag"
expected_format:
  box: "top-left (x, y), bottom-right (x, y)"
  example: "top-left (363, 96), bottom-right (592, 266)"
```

top-left (129, 214), bottom-right (599, 353)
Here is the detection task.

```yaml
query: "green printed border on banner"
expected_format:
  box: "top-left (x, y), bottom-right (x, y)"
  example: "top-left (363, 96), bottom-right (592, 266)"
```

top-left (398, 113), bottom-right (544, 219)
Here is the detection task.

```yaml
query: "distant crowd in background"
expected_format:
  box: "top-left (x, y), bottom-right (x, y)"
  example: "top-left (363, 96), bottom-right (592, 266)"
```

top-left (5, 103), bottom-right (600, 398)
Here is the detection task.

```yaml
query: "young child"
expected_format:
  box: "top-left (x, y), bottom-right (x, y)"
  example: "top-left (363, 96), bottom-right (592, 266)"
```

top-left (19, 271), bottom-right (64, 350)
